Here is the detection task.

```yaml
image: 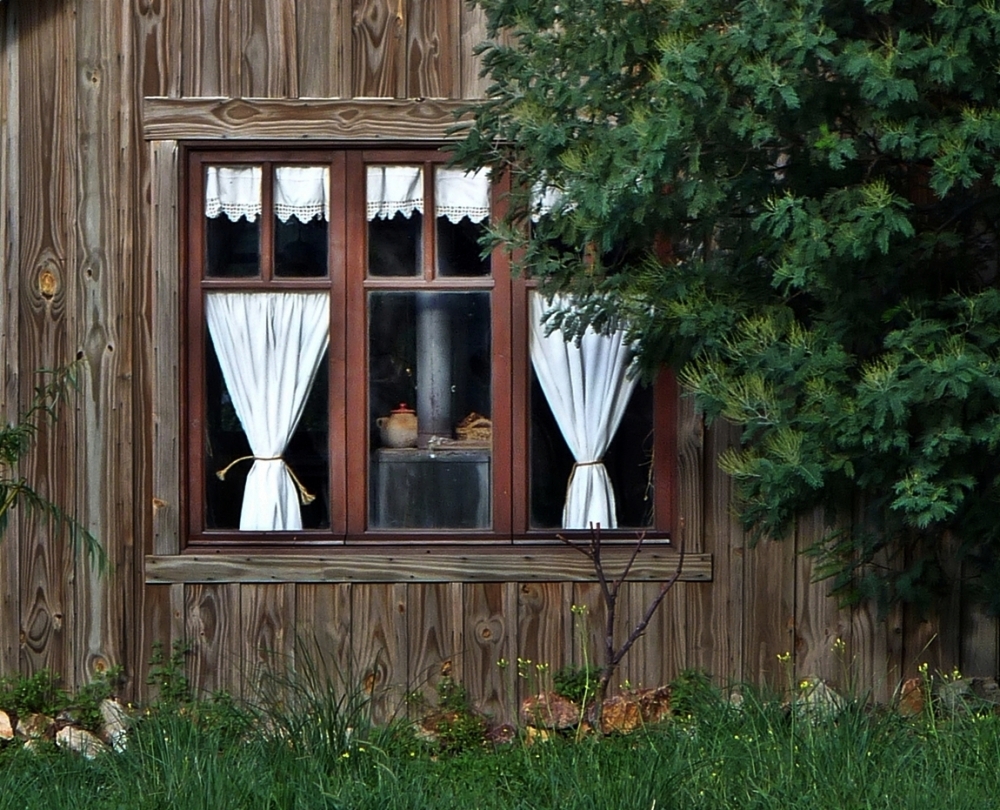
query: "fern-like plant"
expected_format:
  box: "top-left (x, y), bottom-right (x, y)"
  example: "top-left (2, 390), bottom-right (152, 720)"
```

top-left (0, 364), bottom-right (104, 568)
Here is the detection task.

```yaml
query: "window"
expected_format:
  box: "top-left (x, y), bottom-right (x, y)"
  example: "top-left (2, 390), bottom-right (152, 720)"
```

top-left (184, 147), bottom-right (675, 547)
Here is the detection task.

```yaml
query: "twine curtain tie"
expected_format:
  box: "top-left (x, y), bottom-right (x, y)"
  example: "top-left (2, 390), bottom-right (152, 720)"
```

top-left (215, 455), bottom-right (316, 505)
top-left (564, 459), bottom-right (606, 505)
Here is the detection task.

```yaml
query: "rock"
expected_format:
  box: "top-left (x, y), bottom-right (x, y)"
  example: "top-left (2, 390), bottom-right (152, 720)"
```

top-left (898, 677), bottom-right (925, 717)
top-left (56, 726), bottom-right (107, 759)
top-left (0, 710), bottom-right (13, 740)
top-left (793, 678), bottom-right (845, 721)
top-left (484, 723), bottom-right (516, 745)
top-left (100, 698), bottom-right (129, 752)
top-left (935, 678), bottom-right (973, 716)
top-left (520, 692), bottom-right (581, 730)
top-left (16, 713), bottom-right (54, 740)
top-left (970, 677), bottom-right (1000, 707)
top-left (600, 686), bottom-right (671, 734)
top-left (413, 710), bottom-right (463, 744)
top-left (523, 725), bottom-right (551, 745)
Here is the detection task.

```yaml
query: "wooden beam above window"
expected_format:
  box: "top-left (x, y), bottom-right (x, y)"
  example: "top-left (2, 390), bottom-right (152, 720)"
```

top-left (142, 98), bottom-right (474, 142)
top-left (145, 550), bottom-right (712, 584)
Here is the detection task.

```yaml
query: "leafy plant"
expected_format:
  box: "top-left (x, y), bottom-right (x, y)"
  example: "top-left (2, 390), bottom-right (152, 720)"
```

top-left (0, 669), bottom-right (69, 718)
top-left (552, 664), bottom-right (600, 707)
top-left (0, 363), bottom-right (103, 568)
top-left (455, 0), bottom-right (1000, 610)
top-left (146, 640), bottom-right (192, 709)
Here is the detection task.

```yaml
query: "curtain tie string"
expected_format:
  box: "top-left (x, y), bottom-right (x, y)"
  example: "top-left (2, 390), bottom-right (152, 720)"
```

top-left (215, 455), bottom-right (317, 506)
top-left (565, 459), bottom-right (606, 503)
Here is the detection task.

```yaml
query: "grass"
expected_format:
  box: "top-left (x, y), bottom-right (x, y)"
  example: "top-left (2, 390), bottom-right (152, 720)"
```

top-left (2, 683), bottom-right (1000, 809)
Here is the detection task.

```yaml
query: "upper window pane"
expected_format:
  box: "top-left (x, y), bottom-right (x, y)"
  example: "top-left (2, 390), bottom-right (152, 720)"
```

top-left (367, 166), bottom-right (423, 277)
top-left (205, 166), bottom-right (261, 278)
top-left (274, 166), bottom-right (329, 278)
top-left (436, 168), bottom-right (491, 277)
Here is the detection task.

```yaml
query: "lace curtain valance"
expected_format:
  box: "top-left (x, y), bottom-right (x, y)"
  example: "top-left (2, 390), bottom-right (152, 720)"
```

top-left (205, 166), bottom-right (331, 223)
top-left (366, 166), bottom-right (490, 223)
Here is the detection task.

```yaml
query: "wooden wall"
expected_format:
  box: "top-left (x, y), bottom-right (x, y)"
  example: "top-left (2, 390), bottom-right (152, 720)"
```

top-left (0, 0), bottom-right (997, 722)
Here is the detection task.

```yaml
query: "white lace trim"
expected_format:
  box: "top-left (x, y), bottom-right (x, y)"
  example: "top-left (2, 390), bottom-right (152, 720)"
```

top-left (205, 165), bottom-right (330, 223)
top-left (366, 165), bottom-right (491, 223)
top-left (274, 166), bottom-right (330, 223)
top-left (436, 168), bottom-right (490, 224)
top-left (205, 166), bottom-right (262, 222)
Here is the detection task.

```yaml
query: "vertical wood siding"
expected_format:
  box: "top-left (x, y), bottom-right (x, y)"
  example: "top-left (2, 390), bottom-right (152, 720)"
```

top-left (0, 0), bottom-right (996, 716)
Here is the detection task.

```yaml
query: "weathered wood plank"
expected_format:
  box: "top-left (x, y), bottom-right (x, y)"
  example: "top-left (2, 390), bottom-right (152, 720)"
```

top-left (18, 0), bottom-right (76, 681)
top-left (142, 97), bottom-right (471, 141)
top-left (0, 0), bottom-right (21, 678)
top-left (185, 583), bottom-right (242, 698)
top-left (516, 583), bottom-right (571, 703)
top-left (182, 0), bottom-right (239, 97)
top-left (137, 584), bottom-right (184, 702)
top-left (145, 549), bottom-right (712, 583)
top-left (406, 582), bottom-right (462, 712)
top-left (351, 583), bottom-right (408, 724)
top-left (151, 141), bottom-right (180, 556)
top-left (296, 583), bottom-right (354, 693)
top-left (458, 0), bottom-right (488, 99)
top-left (464, 582), bottom-right (516, 722)
top-left (74, 0), bottom-right (137, 689)
top-left (793, 509), bottom-right (850, 688)
top-left (134, 0), bottom-right (182, 98)
top-left (295, 0), bottom-right (349, 98)
top-left (688, 419), bottom-right (744, 682)
top-left (960, 593), bottom-right (998, 677)
top-left (352, 0), bottom-right (405, 97)
top-left (744, 533), bottom-right (796, 691)
top-left (406, 0), bottom-right (454, 99)
top-left (240, 0), bottom-right (296, 97)
top-left (240, 583), bottom-right (295, 702)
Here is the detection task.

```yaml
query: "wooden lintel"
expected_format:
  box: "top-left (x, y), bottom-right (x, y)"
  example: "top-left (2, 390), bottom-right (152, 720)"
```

top-left (142, 97), bottom-right (475, 142)
top-left (145, 550), bottom-right (712, 584)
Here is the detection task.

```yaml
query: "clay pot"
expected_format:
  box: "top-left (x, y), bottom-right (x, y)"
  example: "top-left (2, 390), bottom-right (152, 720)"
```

top-left (376, 403), bottom-right (418, 448)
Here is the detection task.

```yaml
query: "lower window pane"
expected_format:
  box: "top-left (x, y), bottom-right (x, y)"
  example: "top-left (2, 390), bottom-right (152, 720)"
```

top-left (205, 340), bottom-right (330, 530)
top-left (530, 374), bottom-right (653, 529)
top-left (368, 291), bottom-right (492, 529)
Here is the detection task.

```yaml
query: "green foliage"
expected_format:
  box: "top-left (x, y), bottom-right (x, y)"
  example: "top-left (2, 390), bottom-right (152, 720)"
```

top-left (0, 670), bottom-right (68, 718)
top-left (552, 664), bottom-right (600, 707)
top-left (0, 667), bottom-right (121, 734)
top-left (0, 363), bottom-right (103, 569)
top-left (455, 0), bottom-right (1000, 611)
top-left (146, 640), bottom-right (192, 710)
top-left (429, 676), bottom-right (488, 754)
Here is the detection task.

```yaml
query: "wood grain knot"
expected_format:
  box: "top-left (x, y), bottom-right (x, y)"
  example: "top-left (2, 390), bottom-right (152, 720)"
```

top-left (38, 269), bottom-right (58, 299)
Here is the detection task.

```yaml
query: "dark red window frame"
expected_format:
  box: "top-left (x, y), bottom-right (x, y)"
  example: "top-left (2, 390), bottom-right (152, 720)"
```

top-left (181, 144), bottom-right (678, 550)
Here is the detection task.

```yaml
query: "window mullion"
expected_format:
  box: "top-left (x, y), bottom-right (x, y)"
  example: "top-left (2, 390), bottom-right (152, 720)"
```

top-left (422, 162), bottom-right (435, 281)
top-left (260, 161), bottom-right (274, 281)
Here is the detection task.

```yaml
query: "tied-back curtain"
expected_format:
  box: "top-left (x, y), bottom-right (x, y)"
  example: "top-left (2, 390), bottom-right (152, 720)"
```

top-left (366, 166), bottom-right (490, 222)
top-left (206, 292), bottom-right (330, 531)
top-left (529, 292), bottom-right (637, 529)
top-left (205, 166), bottom-right (330, 222)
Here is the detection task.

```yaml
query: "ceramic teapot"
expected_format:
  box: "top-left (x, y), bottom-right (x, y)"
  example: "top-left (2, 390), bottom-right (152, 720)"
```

top-left (376, 403), bottom-right (418, 448)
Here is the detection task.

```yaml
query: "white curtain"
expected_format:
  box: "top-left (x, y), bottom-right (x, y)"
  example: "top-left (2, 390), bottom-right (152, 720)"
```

top-left (205, 166), bottom-right (330, 223)
top-left (529, 292), bottom-right (637, 529)
top-left (366, 165), bottom-right (490, 222)
top-left (206, 292), bottom-right (330, 531)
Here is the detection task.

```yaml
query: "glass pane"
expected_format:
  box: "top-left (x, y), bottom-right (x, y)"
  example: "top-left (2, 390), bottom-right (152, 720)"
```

top-left (205, 338), bottom-right (330, 530)
top-left (436, 215), bottom-right (491, 277)
top-left (205, 166), bottom-right (260, 278)
top-left (275, 166), bottom-right (329, 278)
top-left (367, 165), bottom-right (423, 277)
top-left (368, 291), bottom-right (492, 529)
top-left (530, 374), bottom-right (653, 529)
top-left (206, 216), bottom-right (260, 278)
top-left (435, 167), bottom-right (491, 277)
top-left (275, 216), bottom-right (327, 277)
